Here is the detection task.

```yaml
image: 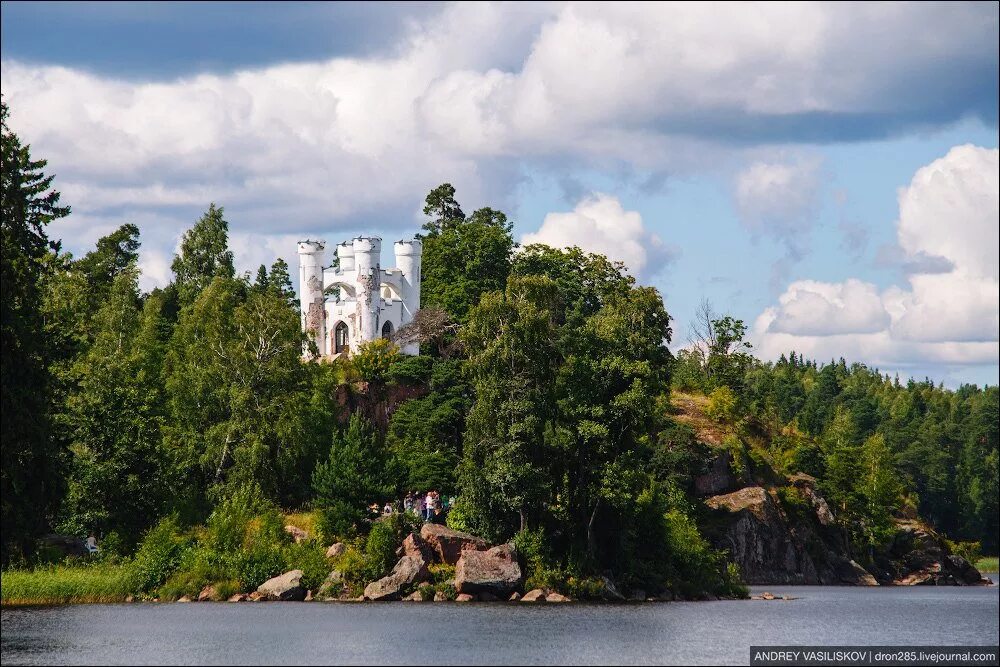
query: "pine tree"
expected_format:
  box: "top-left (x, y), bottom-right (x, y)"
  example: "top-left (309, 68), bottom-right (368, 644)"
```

top-left (1, 100), bottom-right (70, 563)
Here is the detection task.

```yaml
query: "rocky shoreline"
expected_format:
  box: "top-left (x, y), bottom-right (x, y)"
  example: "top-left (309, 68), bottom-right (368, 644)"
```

top-left (699, 468), bottom-right (993, 588)
top-left (161, 509), bottom-right (993, 606)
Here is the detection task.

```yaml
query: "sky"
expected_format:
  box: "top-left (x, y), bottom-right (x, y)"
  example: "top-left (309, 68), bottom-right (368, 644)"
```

top-left (2, 1), bottom-right (998, 386)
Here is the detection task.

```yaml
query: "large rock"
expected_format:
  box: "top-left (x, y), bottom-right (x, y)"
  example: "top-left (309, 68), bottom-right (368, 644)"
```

top-left (326, 542), bottom-right (346, 559)
top-left (257, 570), bottom-right (307, 601)
top-left (694, 451), bottom-right (739, 496)
top-left (420, 523), bottom-right (488, 565)
top-left (520, 589), bottom-right (546, 602)
top-left (402, 532), bottom-right (435, 563)
top-left (363, 556), bottom-right (431, 601)
top-left (884, 522), bottom-right (989, 586)
top-left (455, 544), bottom-right (523, 597)
top-left (704, 485), bottom-right (862, 585)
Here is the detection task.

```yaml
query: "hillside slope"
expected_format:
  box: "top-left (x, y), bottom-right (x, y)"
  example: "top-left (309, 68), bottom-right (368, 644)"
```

top-left (672, 393), bottom-right (991, 586)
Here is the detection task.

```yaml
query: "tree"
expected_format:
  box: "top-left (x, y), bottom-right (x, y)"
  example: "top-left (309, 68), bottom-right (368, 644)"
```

top-left (1, 100), bottom-right (70, 562)
top-left (74, 223), bottom-right (140, 303)
top-left (171, 203), bottom-right (235, 306)
top-left (459, 275), bottom-right (561, 539)
top-left (312, 414), bottom-right (394, 537)
top-left (267, 258), bottom-right (296, 308)
top-left (421, 183), bottom-right (465, 235)
top-left (859, 433), bottom-right (902, 545)
top-left (418, 184), bottom-right (514, 323)
top-left (59, 266), bottom-right (171, 544)
top-left (163, 277), bottom-right (319, 510)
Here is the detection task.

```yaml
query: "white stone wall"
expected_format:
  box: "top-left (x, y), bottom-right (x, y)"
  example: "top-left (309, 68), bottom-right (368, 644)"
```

top-left (297, 235), bottom-right (421, 358)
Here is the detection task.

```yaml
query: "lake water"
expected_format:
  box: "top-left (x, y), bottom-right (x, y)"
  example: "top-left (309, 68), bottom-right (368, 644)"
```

top-left (2, 580), bottom-right (998, 665)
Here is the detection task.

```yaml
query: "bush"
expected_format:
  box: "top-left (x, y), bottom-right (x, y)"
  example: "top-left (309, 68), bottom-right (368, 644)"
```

top-left (129, 515), bottom-right (192, 593)
top-left (284, 542), bottom-right (329, 592)
top-left (351, 338), bottom-right (400, 384)
top-left (364, 519), bottom-right (401, 580)
top-left (331, 544), bottom-right (369, 597)
top-left (428, 563), bottom-right (455, 584)
top-left (945, 539), bottom-right (982, 565)
top-left (706, 385), bottom-right (738, 423)
top-left (387, 354), bottom-right (434, 386)
top-left (445, 500), bottom-right (473, 533)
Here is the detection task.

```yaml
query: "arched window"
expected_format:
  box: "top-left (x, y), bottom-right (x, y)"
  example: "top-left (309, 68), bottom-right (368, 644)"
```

top-left (381, 320), bottom-right (393, 340)
top-left (382, 287), bottom-right (392, 299)
top-left (334, 322), bottom-right (349, 354)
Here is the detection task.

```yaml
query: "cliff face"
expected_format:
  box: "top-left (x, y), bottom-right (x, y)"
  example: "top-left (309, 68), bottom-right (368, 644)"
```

top-left (673, 393), bottom-right (990, 587)
top-left (698, 458), bottom-right (989, 586)
top-left (702, 477), bottom-right (876, 585)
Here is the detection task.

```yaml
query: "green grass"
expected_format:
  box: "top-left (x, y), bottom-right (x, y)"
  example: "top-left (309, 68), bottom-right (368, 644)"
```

top-left (1, 563), bottom-right (136, 606)
top-left (975, 556), bottom-right (998, 573)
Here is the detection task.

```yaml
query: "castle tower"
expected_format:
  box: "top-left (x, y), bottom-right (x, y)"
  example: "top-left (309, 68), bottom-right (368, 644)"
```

top-left (297, 240), bottom-right (327, 356)
top-left (393, 239), bottom-right (422, 355)
top-left (352, 236), bottom-right (381, 344)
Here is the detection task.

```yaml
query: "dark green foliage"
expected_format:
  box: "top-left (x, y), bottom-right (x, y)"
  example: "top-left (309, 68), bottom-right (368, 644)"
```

top-left (170, 203), bottom-right (235, 306)
top-left (312, 415), bottom-right (394, 538)
top-left (74, 223), bottom-right (140, 303)
top-left (1, 101), bottom-right (70, 564)
top-left (734, 355), bottom-right (1000, 553)
top-left (388, 358), bottom-right (471, 492)
top-left (58, 266), bottom-right (171, 544)
top-left (419, 184), bottom-right (514, 323)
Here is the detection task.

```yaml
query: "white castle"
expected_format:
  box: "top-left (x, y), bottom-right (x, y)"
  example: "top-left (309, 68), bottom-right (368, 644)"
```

top-left (297, 236), bottom-right (422, 358)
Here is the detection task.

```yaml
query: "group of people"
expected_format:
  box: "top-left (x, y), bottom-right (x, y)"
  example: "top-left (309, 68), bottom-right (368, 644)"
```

top-left (371, 491), bottom-right (454, 524)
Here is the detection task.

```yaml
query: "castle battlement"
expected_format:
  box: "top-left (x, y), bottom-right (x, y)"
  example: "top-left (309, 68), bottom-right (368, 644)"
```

top-left (298, 235), bottom-right (421, 358)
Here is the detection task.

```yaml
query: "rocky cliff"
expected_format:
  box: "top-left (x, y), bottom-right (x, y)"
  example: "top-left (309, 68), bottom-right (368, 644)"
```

top-left (699, 462), bottom-right (989, 586)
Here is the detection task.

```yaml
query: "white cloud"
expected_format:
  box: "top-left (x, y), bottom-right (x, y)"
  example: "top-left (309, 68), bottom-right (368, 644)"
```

top-left (768, 279), bottom-right (889, 336)
top-left (734, 156), bottom-right (822, 245)
top-left (753, 145), bottom-right (1000, 372)
top-left (520, 194), bottom-right (674, 279)
top-left (1, 2), bottom-right (995, 289)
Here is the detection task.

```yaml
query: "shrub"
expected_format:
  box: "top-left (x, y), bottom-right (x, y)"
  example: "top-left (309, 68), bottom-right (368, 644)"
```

top-left (351, 338), bottom-right (400, 384)
top-left (428, 563), bottom-right (455, 584)
top-left (364, 519), bottom-right (401, 580)
top-left (387, 354), bottom-right (433, 386)
top-left (513, 527), bottom-right (555, 586)
top-left (129, 515), bottom-right (192, 593)
top-left (284, 542), bottom-right (329, 592)
top-left (945, 539), bottom-right (982, 565)
top-left (331, 544), bottom-right (369, 597)
top-left (445, 500), bottom-right (473, 533)
top-left (706, 385), bottom-right (738, 423)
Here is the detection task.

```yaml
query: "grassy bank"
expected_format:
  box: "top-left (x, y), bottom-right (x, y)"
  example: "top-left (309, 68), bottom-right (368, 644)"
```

top-left (1, 563), bottom-right (135, 606)
top-left (975, 557), bottom-right (998, 573)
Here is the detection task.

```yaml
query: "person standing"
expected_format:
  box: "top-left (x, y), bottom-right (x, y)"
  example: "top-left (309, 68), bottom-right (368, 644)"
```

top-left (425, 491), bottom-right (435, 522)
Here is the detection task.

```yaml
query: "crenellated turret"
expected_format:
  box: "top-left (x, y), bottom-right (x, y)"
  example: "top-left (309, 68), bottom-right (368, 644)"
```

top-left (352, 236), bottom-right (382, 345)
top-left (297, 240), bottom-right (326, 356)
top-left (299, 233), bottom-right (420, 359)
top-left (393, 239), bottom-right (422, 355)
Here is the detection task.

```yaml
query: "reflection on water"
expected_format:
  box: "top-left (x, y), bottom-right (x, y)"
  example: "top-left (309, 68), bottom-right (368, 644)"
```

top-left (2, 581), bottom-right (998, 666)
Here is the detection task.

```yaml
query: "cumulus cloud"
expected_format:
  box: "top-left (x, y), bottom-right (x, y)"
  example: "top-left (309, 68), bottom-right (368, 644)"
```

top-left (753, 145), bottom-right (1000, 373)
top-left (521, 194), bottom-right (674, 279)
top-left (734, 156), bottom-right (823, 252)
top-left (768, 279), bottom-right (890, 336)
top-left (1, 2), bottom-right (996, 287)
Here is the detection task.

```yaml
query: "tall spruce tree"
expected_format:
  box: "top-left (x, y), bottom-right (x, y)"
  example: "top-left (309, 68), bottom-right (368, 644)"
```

top-left (1, 101), bottom-right (70, 562)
